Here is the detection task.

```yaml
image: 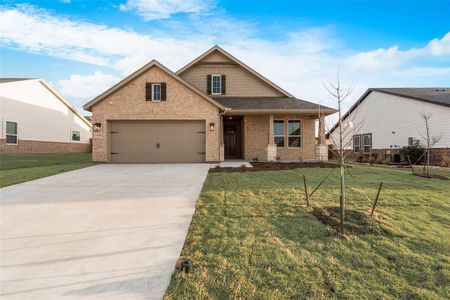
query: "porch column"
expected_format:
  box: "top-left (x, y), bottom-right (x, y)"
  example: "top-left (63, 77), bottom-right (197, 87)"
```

top-left (316, 113), bottom-right (328, 161)
top-left (267, 114), bottom-right (277, 161)
top-left (219, 114), bottom-right (224, 162)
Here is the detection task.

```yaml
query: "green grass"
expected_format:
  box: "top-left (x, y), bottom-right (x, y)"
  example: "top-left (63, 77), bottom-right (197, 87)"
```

top-left (165, 164), bottom-right (450, 299)
top-left (0, 153), bottom-right (94, 187)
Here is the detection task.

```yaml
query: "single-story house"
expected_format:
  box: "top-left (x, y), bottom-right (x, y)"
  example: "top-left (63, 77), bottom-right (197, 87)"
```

top-left (83, 46), bottom-right (336, 163)
top-left (0, 78), bottom-right (92, 153)
top-left (327, 88), bottom-right (450, 164)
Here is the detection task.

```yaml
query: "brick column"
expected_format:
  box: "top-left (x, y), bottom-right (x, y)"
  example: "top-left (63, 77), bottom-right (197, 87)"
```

top-left (315, 114), bottom-right (328, 161)
top-left (267, 114), bottom-right (277, 161)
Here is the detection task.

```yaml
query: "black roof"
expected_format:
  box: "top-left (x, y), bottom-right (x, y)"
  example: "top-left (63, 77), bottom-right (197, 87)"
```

top-left (0, 78), bottom-right (34, 83)
top-left (327, 87), bottom-right (450, 135)
top-left (213, 97), bottom-right (335, 111)
top-left (372, 88), bottom-right (450, 107)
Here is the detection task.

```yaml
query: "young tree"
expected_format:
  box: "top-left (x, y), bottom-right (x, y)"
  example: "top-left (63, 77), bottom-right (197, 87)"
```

top-left (420, 112), bottom-right (443, 176)
top-left (323, 69), bottom-right (354, 234)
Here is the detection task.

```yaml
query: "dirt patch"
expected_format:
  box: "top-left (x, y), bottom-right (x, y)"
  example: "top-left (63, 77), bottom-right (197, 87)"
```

top-left (411, 173), bottom-right (449, 180)
top-left (209, 161), bottom-right (338, 173)
top-left (312, 206), bottom-right (389, 235)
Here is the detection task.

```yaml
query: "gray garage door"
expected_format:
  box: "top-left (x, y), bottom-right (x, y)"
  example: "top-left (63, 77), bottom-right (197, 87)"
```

top-left (110, 121), bottom-right (206, 163)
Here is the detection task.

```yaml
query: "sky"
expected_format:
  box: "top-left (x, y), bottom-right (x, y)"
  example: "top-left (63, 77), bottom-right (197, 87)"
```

top-left (1, 0), bottom-right (450, 126)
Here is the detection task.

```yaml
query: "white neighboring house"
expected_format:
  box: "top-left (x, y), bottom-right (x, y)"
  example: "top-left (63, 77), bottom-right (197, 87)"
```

top-left (0, 78), bottom-right (92, 153)
top-left (328, 88), bottom-right (450, 164)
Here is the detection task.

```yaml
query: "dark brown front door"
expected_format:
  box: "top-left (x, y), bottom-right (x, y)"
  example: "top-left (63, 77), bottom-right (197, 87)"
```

top-left (224, 125), bottom-right (238, 158)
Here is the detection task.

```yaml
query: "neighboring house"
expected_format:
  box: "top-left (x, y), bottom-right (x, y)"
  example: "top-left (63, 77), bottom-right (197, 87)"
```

top-left (0, 78), bottom-right (92, 153)
top-left (327, 88), bottom-right (450, 164)
top-left (83, 46), bottom-right (336, 163)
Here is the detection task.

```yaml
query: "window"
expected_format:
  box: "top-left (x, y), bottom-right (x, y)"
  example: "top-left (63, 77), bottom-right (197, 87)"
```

top-left (353, 135), bottom-right (361, 153)
top-left (71, 130), bottom-right (80, 141)
top-left (6, 121), bottom-right (18, 144)
top-left (152, 83), bottom-right (161, 101)
top-left (288, 120), bottom-right (301, 147)
top-left (362, 133), bottom-right (372, 153)
top-left (273, 120), bottom-right (285, 147)
top-left (211, 75), bottom-right (221, 94)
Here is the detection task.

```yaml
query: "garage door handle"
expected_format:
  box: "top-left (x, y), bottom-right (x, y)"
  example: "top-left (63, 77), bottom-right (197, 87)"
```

top-left (156, 143), bottom-right (160, 149)
top-left (197, 152), bottom-right (205, 154)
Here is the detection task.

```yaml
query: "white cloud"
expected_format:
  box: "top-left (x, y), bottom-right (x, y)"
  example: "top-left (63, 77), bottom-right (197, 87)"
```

top-left (119, 0), bottom-right (215, 20)
top-left (427, 32), bottom-right (450, 57)
top-left (56, 71), bottom-right (120, 105)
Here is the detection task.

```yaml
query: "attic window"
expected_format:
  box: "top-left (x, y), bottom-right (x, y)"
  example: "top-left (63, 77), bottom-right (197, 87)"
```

top-left (211, 75), bottom-right (221, 95)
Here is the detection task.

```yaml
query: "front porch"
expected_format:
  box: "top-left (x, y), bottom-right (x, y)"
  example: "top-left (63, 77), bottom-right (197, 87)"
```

top-left (219, 113), bottom-right (328, 162)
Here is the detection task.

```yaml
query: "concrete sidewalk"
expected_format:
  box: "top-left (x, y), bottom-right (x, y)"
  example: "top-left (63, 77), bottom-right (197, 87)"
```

top-left (0, 164), bottom-right (210, 300)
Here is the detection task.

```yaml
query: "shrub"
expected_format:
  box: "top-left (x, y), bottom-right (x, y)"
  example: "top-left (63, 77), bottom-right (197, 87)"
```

top-left (400, 145), bottom-right (425, 164)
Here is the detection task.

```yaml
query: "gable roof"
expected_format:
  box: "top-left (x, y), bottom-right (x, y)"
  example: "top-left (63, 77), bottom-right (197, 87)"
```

top-left (38, 80), bottom-right (92, 128)
top-left (327, 87), bottom-right (450, 135)
top-left (176, 45), bottom-right (294, 98)
top-left (2, 78), bottom-right (92, 128)
top-left (83, 60), bottom-right (226, 111)
top-left (213, 96), bottom-right (336, 114)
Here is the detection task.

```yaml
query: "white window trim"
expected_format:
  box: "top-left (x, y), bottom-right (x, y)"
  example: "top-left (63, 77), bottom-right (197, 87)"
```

top-left (152, 83), bottom-right (161, 102)
top-left (362, 133), bottom-right (372, 154)
top-left (287, 120), bottom-right (302, 148)
top-left (71, 129), bottom-right (81, 142)
top-left (353, 134), bottom-right (361, 153)
top-left (5, 120), bottom-right (18, 145)
top-left (211, 74), bottom-right (222, 95)
top-left (274, 119), bottom-right (285, 147)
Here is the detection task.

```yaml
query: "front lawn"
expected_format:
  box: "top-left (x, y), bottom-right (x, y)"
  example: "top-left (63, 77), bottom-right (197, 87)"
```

top-left (165, 164), bottom-right (450, 299)
top-left (0, 153), bottom-right (94, 187)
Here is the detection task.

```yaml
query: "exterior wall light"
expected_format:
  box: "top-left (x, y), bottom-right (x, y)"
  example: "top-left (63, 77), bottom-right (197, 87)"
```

top-left (209, 123), bottom-right (215, 131)
top-left (93, 122), bottom-right (102, 131)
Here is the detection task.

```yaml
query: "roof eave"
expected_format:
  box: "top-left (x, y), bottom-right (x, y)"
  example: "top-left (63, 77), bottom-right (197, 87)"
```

top-left (225, 108), bottom-right (337, 115)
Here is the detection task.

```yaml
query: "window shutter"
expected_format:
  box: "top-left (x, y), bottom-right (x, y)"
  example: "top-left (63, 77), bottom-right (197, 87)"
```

top-left (161, 83), bottom-right (167, 101)
top-left (221, 75), bottom-right (226, 95)
top-left (207, 75), bottom-right (212, 94)
top-left (145, 83), bottom-right (152, 101)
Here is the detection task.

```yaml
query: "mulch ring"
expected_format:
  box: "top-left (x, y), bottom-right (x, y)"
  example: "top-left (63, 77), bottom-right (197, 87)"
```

top-left (312, 206), bottom-right (389, 235)
top-left (411, 173), bottom-right (449, 180)
top-left (209, 161), bottom-right (338, 173)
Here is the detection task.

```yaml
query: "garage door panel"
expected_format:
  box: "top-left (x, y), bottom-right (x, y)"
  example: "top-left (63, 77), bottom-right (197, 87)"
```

top-left (110, 121), bottom-right (206, 163)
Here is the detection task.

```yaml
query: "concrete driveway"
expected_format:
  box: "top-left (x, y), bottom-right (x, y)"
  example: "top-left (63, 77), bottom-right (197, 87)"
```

top-left (0, 164), bottom-right (210, 300)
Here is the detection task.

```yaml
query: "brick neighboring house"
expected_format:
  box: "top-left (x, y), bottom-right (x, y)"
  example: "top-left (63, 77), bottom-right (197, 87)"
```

top-left (327, 88), bottom-right (450, 165)
top-left (0, 78), bottom-right (92, 153)
top-left (83, 46), bottom-right (336, 163)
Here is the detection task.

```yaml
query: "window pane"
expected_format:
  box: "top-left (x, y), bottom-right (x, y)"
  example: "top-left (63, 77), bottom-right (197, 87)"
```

top-left (273, 120), bottom-right (284, 136)
top-left (363, 134), bottom-right (371, 145)
top-left (274, 136), bottom-right (284, 147)
top-left (6, 135), bottom-right (17, 144)
top-left (288, 121), bottom-right (300, 135)
top-left (153, 84), bottom-right (161, 100)
top-left (288, 136), bottom-right (301, 147)
top-left (212, 75), bottom-right (221, 93)
top-left (72, 131), bottom-right (80, 141)
top-left (6, 121), bottom-right (17, 135)
top-left (364, 146), bottom-right (371, 153)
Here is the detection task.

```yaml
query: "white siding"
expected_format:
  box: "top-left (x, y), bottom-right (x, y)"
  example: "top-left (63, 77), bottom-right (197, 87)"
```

top-left (330, 91), bottom-right (450, 150)
top-left (0, 79), bottom-right (91, 144)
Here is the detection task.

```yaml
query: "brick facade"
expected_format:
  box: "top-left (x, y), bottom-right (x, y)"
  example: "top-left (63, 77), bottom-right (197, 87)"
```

top-left (0, 139), bottom-right (91, 153)
top-left (243, 114), bottom-right (317, 161)
top-left (89, 65), bottom-right (221, 162)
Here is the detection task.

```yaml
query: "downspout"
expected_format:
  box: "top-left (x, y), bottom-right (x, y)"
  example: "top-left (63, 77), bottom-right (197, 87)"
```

top-left (218, 107), bottom-right (229, 162)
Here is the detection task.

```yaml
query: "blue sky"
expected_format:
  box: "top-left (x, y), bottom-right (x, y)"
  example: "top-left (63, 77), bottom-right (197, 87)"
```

top-left (1, 0), bottom-right (449, 120)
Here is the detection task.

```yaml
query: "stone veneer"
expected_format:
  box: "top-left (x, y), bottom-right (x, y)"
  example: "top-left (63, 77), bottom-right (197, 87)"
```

top-left (0, 139), bottom-right (91, 153)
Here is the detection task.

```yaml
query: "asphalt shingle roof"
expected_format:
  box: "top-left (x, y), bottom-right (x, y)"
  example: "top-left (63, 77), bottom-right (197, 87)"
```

top-left (372, 88), bottom-right (450, 107)
top-left (0, 78), bottom-right (34, 83)
top-left (213, 96), bottom-right (334, 111)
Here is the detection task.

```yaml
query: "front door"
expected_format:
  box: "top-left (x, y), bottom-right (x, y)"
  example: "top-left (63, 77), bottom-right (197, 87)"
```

top-left (224, 125), bottom-right (238, 158)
